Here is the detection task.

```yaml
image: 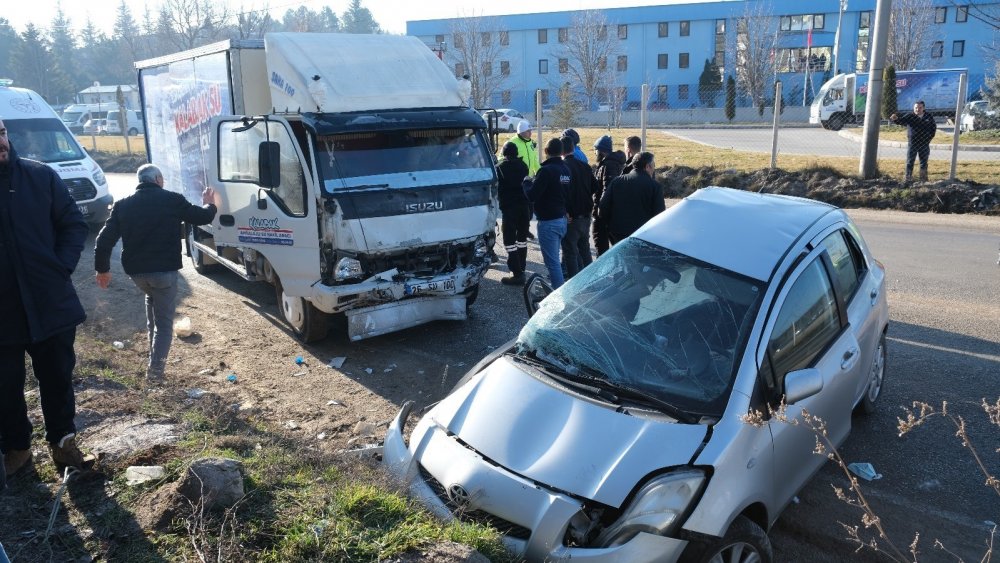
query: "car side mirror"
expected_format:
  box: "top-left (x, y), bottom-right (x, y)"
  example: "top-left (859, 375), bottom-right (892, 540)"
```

top-left (784, 368), bottom-right (824, 405)
top-left (523, 273), bottom-right (552, 317)
top-left (258, 141), bottom-right (281, 189)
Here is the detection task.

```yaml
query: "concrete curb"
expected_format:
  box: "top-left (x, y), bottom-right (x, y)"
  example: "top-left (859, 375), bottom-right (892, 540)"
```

top-left (836, 129), bottom-right (1000, 152)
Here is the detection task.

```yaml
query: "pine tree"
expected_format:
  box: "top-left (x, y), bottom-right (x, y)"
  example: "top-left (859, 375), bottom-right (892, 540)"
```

top-left (341, 0), bottom-right (381, 34)
top-left (11, 24), bottom-right (55, 100)
top-left (0, 18), bottom-right (21, 80)
top-left (882, 65), bottom-right (898, 120)
top-left (48, 4), bottom-right (79, 104)
top-left (698, 59), bottom-right (723, 107)
top-left (725, 75), bottom-right (737, 121)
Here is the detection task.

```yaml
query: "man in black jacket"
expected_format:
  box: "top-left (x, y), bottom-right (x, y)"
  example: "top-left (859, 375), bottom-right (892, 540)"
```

top-left (599, 152), bottom-right (666, 245)
top-left (890, 101), bottom-right (937, 182)
top-left (94, 164), bottom-right (217, 381)
top-left (496, 142), bottom-right (530, 286)
top-left (560, 136), bottom-right (597, 279)
top-left (525, 138), bottom-right (570, 288)
top-left (592, 135), bottom-right (627, 257)
top-left (0, 120), bottom-right (89, 476)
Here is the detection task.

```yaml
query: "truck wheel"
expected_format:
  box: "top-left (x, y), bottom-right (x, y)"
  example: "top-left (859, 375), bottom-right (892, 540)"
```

top-left (275, 277), bottom-right (329, 343)
top-left (187, 226), bottom-right (219, 274)
top-left (820, 120), bottom-right (830, 130)
top-left (828, 114), bottom-right (845, 131)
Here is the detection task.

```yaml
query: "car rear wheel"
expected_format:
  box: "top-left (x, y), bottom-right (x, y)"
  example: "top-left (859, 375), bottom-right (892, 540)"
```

top-left (680, 516), bottom-right (773, 563)
top-left (859, 332), bottom-right (886, 414)
top-left (275, 277), bottom-right (329, 343)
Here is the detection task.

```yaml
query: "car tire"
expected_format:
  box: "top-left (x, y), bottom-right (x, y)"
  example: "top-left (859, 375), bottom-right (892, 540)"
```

top-left (508, 124), bottom-right (515, 133)
top-left (275, 276), bottom-right (329, 343)
top-left (128, 127), bottom-right (139, 136)
top-left (828, 114), bottom-right (845, 131)
top-left (679, 515), bottom-right (773, 563)
top-left (858, 332), bottom-right (886, 414)
top-left (187, 226), bottom-right (219, 274)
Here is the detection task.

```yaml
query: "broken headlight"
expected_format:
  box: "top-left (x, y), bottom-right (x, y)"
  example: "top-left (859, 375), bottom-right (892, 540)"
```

top-left (334, 257), bottom-right (364, 281)
top-left (474, 236), bottom-right (489, 260)
top-left (594, 469), bottom-right (705, 547)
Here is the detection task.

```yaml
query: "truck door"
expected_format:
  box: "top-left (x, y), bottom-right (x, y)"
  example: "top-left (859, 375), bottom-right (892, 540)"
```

top-left (208, 116), bottom-right (321, 298)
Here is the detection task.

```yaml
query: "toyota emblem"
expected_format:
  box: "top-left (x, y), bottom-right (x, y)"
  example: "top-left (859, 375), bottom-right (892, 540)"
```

top-left (447, 483), bottom-right (471, 506)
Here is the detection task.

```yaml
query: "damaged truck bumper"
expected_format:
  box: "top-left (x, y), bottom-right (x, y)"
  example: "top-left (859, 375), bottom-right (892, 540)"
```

top-left (383, 403), bottom-right (690, 563)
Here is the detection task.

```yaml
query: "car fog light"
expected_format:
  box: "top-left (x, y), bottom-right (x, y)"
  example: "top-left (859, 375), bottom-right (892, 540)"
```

top-left (334, 257), bottom-right (364, 281)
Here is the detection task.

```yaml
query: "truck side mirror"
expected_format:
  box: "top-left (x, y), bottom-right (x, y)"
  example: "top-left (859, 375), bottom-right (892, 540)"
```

top-left (258, 141), bottom-right (281, 189)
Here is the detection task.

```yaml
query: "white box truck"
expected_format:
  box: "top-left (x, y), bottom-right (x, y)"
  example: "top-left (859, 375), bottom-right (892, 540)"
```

top-left (136, 33), bottom-right (499, 342)
top-left (0, 80), bottom-right (113, 225)
top-left (810, 68), bottom-right (967, 130)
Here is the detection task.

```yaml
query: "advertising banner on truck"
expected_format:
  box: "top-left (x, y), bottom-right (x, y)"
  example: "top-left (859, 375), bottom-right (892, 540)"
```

top-left (853, 69), bottom-right (964, 114)
top-left (140, 52), bottom-right (231, 203)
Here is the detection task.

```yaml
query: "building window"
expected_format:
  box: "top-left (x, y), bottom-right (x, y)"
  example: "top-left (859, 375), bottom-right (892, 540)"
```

top-left (618, 24), bottom-right (628, 39)
top-left (455, 63), bottom-right (464, 76)
top-left (558, 27), bottom-right (568, 43)
top-left (559, 58), bottom-right (568, 73)
top-left (658, 22), bottom-right (668, 37)
top-left (776, 47), bottom-right (832, 72)
top-left (502, 90), bottom-right (511, 105)
top-left (679, 84), bottom-right (689, 100)
top-left (779, 14), bottom-right (824, 31)
top-left (680, 20), bottom-right (690, 36)
top-left (482, 62), bottom-right (492, 76)
top-left (500, 31), bottom-right (509, 45)
top-left (860, 11), bottom-right (872, 29)
top-left (540, 89), bottom-right (550, 106)
top-left (679, 52), bottom-right (690, 68)
top-left (598, 56), bottom-right (607, 71)
top-left (716, 19), bottom-right (726, 34)
top-left (538, 29), bottom-right (548, 44)
top-left (454, 34), bottom-right (464, 48)
top-left (539, 59), bottom-right (548, 74)
top-left (481, 32), bottom-right (490, 46)
top-left (617, 55), bottom-right (628, 71)
top-left (435, 34), bottom-right (444, 44)
top-left (935, 7), bottom-right (947, 23)
top-left (931, 41), bottom-right (943, 58)
top-left (952, 40), bottom-right (965, 57)
top-left (657, 85), bottom-right (668, 101)
top-left (856, 11), bottom-right (873, 71)
top-left (598, 25), bottom-right (608, 39)
top-left (500, 60), bottom-right (510, 75)
top-left (814, 14), bottom-right (825, 29)
top-left (957, 5), bottom-right (969, 22)
top-left (658, 53), bottom-right (668, 69)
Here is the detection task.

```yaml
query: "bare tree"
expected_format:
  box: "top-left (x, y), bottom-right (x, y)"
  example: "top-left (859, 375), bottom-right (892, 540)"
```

top-left (732, 2), bottom-right (779, 112)
top-left (887, 0), bottom-right (937, 70)
top-left (556, 10), bottom-right (621, 109)
top-left (234, 2), bottom-right (273, 39)
top-left (157, 0), bottom-right (231, 51)
top-left (447, 14), bottom-right (509, 109)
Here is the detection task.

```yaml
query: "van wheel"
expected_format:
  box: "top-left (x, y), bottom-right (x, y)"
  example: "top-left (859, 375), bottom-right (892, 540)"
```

top-left (679, 516), bottom-right (773, 563)
top-left (187, 226), bottom-right (219, 274)
top-left (275, 277), bottom-right (328, 343)
top-left (128, 127), bottom-right (138, 136)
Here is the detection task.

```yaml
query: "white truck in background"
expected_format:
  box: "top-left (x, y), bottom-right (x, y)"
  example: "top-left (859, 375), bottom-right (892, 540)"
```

top-left (135, 33), bottom-right (499, 342)
top-left (0, 81), bottom-right (113, 226)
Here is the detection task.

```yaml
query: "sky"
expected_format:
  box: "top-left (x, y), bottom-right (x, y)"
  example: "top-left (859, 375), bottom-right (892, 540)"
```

top-left (5, 0), bottom-right (722, 36)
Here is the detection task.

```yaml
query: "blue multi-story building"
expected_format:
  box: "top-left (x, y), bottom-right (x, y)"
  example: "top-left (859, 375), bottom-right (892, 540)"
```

top-left (407, 0), bottom-right (998, 111)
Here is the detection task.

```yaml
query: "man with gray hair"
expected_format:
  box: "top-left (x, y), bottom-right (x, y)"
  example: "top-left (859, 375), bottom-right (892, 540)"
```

top-left (94, 164), bottom-right (217, 381)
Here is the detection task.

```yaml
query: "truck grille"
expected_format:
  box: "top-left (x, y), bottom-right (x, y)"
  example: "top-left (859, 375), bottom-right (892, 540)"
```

top-left (64, 178), bottom-right (97, 202)
top-left (359, 241), bottom-right (479, 278)
top-left (418, 464), bottom-right (532, 540)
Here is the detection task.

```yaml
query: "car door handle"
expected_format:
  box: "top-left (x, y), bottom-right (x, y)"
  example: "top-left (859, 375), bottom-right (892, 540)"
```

top-left (219, 215), bottom-right (235, 227)
top-left (841, 348), bottom-right (858, 370)
top-left (870, 288), bottom-right (879, 305)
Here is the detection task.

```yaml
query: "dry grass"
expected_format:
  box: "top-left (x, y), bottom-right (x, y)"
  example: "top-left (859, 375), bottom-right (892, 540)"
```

top-left (77, 134), bottom-right (146, 156)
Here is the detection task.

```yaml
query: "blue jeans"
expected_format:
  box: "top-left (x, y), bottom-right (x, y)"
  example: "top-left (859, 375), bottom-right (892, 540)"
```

top-left (537, 217), bottom-right (568, 288)
top-left (130, 271), bottom-right (179, 375)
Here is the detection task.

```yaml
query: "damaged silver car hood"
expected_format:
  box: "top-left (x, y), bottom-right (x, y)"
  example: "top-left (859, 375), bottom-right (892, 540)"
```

top-left (428, 357), bottom-right (709, 507)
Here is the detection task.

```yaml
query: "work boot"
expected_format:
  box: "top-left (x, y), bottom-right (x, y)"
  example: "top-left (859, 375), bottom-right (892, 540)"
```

top-left (48, 434), bottom-right (84, 473)
top-left (501, 274), bottom-right (526, 286)
top-left (919, 169), bottom-right (928, 182)
top-left (3, 449), bottom-right (32, 477)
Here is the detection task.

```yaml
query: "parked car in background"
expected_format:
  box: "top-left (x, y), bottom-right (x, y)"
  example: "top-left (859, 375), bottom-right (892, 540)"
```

top-left (82, 118), bottom-right (107, 135)
top-left (960, 100), bottom-right (997, 132)
top-left (649, 100), bottom-right (669, 111)
top-left (624, 100), bottom-right (642, 111)
top-left (482, 108), bottom-right (528, 132)
top-left (105, 109), bottom-right (144, 136)
top-left (385, 187), bottom-right (889, 563)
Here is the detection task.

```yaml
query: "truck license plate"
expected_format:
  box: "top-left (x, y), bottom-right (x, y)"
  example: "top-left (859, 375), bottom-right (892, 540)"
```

top-left (78, 204), bottom-right (90, 216)
top-left (405, 278), bottom-right (456, 296)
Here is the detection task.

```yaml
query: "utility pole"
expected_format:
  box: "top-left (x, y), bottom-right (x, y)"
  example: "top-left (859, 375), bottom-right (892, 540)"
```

top-left (833, 0), bottom-right (848, 74)
top-left (859, 0), bottom-right (891, 179)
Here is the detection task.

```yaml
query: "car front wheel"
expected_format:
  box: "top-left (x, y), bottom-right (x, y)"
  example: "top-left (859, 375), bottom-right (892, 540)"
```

top-left (680, 516), bottom-right (773, 563)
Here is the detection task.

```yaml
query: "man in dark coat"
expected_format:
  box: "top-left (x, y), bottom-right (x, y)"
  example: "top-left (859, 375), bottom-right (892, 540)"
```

top-left (592, 135), bottom-right (627, 257)
top-left (0, 119), bottom-right (89, 477)
top-left (621, 135), bottom-right (643, 175)
top-left (525, 138), bottom-right (570, 288)
top-left (94, 164), bottom-right (217, 381)
top-left (599, 152), bottom-right (666, 245)
top-left (890, 100), bottom-right (937, 182)
top-left (496, 142), bottom-right (531, 285)
top-left (560, 136), bottom-right (597, 279)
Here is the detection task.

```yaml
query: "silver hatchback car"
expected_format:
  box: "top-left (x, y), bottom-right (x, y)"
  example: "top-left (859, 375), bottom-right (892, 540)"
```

top-left (384, 187), bottom-right (889, 562)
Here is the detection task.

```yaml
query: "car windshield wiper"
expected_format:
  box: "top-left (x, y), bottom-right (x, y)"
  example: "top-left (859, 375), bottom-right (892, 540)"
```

top-left (511, 353), bottom-right (622, 405)
top-left (340, 183), bottom-right (390, 191)
top-left (593, 379), bottom-right (699, 424)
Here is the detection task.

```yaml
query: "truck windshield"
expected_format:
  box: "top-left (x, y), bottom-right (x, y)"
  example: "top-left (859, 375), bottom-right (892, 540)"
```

top-left (5, 118), bottom-right (85, 163)
top-left (314, 128), bottom-right (494, 192)
top-left (61, 111), bottom-right (84, 124)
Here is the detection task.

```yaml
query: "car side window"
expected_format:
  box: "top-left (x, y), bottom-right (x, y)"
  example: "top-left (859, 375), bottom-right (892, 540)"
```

top-left (767, 258), bottom-right (841, 391)
top-left (820, 230), bottom-right (862, 300)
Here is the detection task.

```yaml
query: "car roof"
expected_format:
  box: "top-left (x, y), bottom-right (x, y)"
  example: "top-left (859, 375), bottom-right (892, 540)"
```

top-left (634, 187), bottom-right (838, 281)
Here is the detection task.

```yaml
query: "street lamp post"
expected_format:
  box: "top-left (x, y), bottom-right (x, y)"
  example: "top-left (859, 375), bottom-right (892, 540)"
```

top-left (833, 0), bottom-right (848, 74)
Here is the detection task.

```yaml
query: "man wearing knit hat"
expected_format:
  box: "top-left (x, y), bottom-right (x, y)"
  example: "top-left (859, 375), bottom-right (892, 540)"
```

top-left (591, 135), bottom-right (626, 256)
top-left (496, 142), bottom-right (531, 285)
top-left (561, 128), bottom-right (589, 164)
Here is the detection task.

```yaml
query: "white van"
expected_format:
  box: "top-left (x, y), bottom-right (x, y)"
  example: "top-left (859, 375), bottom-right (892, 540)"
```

top-left (0, 81), bottom-right (113, 225)
top-left (105, 109), bottom-right (144, 136)
top-left (61, 103), bottom-right (108, 134)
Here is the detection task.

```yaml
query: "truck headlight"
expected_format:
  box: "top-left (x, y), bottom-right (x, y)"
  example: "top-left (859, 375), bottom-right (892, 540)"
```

top-left (594, 469), bottom-right (705, 547)
top-left (334, 257), bottom-right (364, 281)
top-left (92, 169), bottom-right (107, 186)
top-left (474, 237), bottom-right (489, 259)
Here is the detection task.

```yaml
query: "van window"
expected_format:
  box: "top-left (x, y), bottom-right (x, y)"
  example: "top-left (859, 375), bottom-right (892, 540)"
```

top-left (218, 120), bottom-right (307, 216)
top-left (5, 118), bottom-right (85, 162)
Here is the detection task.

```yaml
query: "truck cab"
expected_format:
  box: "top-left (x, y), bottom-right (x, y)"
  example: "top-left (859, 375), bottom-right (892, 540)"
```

top-left (810, 73), bottom-right (853, 130)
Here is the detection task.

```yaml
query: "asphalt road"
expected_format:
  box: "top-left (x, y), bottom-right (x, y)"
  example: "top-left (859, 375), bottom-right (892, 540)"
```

top-left (664, 126), bottom-right (1000, 162)
top-left (103, 174), bottom-right (999, 561)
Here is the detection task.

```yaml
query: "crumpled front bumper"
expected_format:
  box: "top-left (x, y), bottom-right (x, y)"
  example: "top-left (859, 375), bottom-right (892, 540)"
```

top-left (382, 403), bottom-right (689, 563)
